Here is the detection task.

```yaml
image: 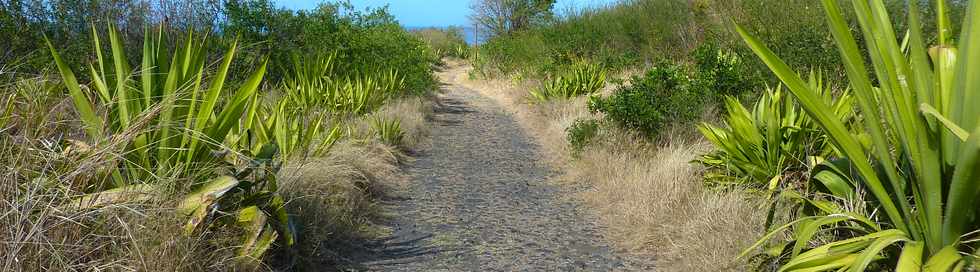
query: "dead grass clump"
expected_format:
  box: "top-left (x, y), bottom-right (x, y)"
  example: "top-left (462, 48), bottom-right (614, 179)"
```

top-left (566, 121), bottom-right (766, 271)
top-left (276, 98), bottom-right (429, 268)
top-left (277, 140), bottom-right (402, 269)
top-left (368, 98), bottom-right (432, 150)
top-left (0, 149), bottom-right (234, 271)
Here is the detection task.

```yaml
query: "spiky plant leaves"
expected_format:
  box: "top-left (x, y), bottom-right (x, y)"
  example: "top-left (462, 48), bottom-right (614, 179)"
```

top-left (736, 0), bottom-right (980, 269)
top-left (45, 38), bottom-right (103, 139)
top-left (373, 117), bottom-right (404, 147)
top-left (697, 74), bottom-right (850, 188)
top-left (530, 61), bottom-right (606, 102)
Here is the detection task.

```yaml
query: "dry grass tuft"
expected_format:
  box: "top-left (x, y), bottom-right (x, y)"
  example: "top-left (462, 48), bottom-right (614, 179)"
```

top-left (0, 143), bottom-right (235, 272)
top-left (275, 97), bottom-right (429, 269)
top-left (449, 62), bottom-right (767, 271)
top-left (570, 139), bottom-right (765, 270)
top-left (277, 140), bottom-right (402, 268)
top-left (368, 98), bottom-right (432, 150)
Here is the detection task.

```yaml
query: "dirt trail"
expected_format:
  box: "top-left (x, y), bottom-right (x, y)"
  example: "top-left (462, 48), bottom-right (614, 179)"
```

top-left (343, 65), bottom-right (653, 271)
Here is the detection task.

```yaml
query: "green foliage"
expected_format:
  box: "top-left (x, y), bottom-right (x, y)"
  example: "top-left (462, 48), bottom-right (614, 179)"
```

top-left (738, 0), bottom-right (980, 270)
top-left (474, 0), bottom-right (971, 87)
top-left (372, 117), bottom-right (404, 147)
top-left (474, 0), bottom-right (694, 77)
top-left (589, 61), bottom-right (703, 138)
top-left (48, 23), bottom-right (304, 264)
top-left (414, 27), bottom-right (469, 59)
top-left (697, 74), bottom-right (854, 188)
top-left (283, 53), bottom-right (408, 116)
top-left (529, 61), bottom-right (606, 102)
top-left (566, 118), bottom-right (600, 153)
top-left (223, 1), bottom-right (437, 91)
top-left (691, 41), bottom-right (759, 100)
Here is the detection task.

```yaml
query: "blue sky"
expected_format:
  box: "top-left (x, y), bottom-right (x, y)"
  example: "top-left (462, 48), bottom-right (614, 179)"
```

top-left (273, 0), bottom-right (620, 27)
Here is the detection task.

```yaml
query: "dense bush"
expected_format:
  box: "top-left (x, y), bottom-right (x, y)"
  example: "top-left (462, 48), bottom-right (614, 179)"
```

top-left (691, 41), bottom-right (759, 100)
top-left (589, 61), bottom-right (705, 138)
top-left (566, 118), bottom-right (600, 152)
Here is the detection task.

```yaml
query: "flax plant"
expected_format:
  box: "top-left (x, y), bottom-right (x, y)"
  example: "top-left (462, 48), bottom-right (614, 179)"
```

top-left (737, 0), bottom-right (980, 270)
top-left (697, 73), bottom-right (854, 188)
top-left (530, 61), bottom-right (606, 102)
top-left (48, 24), bottom-right (298, 262)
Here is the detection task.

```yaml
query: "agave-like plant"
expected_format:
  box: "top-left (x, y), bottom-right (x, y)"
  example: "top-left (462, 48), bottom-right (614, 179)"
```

top-left (282, 52), bottom-right (337, 110)
top-left (48, 24), bottom-right (267, 184)
top-left (283, 54), bottom-right (406, 116)
top-left (245, 96), bottom-right (342, 159)
top-left (48, 24), bottom-right (295, 262)
top-left (697, 73), bottom-right (854, 189)
top-left (452, 44), bottom-right (471, 59)
top-left (737, 0), bottom-right (980, 270)
top-left (529, 61), bottom-right (606, 102)
top-left (372, 116), bottom-right (404, 147)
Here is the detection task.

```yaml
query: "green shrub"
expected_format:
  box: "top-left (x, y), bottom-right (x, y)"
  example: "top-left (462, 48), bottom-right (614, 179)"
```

top-left (566, 118), bottom-right (600, 152)
top-left (529, 61), bottom-right (606, 102)
top-left (590, 61), bottom-right (704, 137)
top-left (691, 41), bottom-right (759, 100)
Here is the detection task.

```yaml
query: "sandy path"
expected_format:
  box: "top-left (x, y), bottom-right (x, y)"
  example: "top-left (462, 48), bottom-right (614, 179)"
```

top-left (341, 65), bottom-right (652, 271)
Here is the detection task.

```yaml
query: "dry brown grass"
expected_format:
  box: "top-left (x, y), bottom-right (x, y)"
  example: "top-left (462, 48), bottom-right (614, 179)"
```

top-left (448, 62), bottom-right (767, 271)
top-left (0, 128), bottom-right (236, 271)
top-left (274, 97), bottom-right (430, 269)
top-left (367, 97), bottom-right (432, 150)
top-left (277, 140), bottom-right (402, 269)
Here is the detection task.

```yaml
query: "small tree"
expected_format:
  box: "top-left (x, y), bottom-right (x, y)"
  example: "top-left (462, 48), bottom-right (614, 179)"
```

top-left (469, 0), bottom-right (555, 37)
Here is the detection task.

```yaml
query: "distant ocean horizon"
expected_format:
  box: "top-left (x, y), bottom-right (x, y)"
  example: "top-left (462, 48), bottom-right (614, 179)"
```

top-left (405, 26), bottom-right (483, 45)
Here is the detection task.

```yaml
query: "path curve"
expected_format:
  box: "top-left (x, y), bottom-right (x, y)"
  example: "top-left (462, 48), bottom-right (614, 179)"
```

top-left (345, 67), bottom-right (653, 271)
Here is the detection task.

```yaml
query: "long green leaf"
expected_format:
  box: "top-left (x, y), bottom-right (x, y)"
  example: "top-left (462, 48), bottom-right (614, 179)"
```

top-left (942, 126), bottom-right (980, 245)
top-left (46, 38), bottom-right (103, 139)
top-left (896, 241), bottom-right (925, 272)
top-left (186, 39), bottom-right (237, 164)
top-left (736, 22), bottom-right (907, 233)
